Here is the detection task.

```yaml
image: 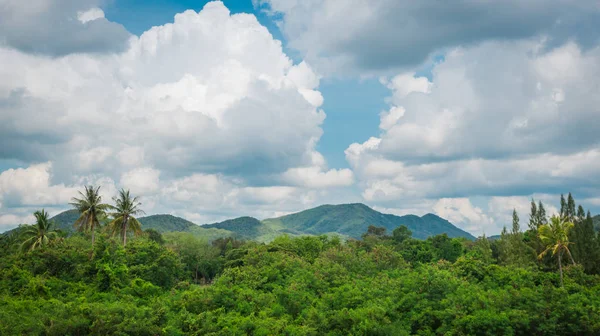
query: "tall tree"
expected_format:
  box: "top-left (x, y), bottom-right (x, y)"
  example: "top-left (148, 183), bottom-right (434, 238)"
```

top-left (512, 209), bottom-right (520, 234)
top-left (107, 189), bottom-right (144, 246)
top-left (538, 216), bottom-right (576, 287)
top-left (566, 193), bottom-right (576, 222)
top-left (571, 210), bottom-right (600, 274)
top-left (20, 210), bottom-right (58, 252)
top-left (505, 209), bottom-right (535, 266)
top-left (537, 201), bottom-right (547, 226)
top-left (576, 205), bottom-right (586, 222)
top-left (559, 194), bottom-right (567, 219)
top-left (70, 185), bottom-right (110, 247)
top-left (528, 199), bottom-right (538, 231)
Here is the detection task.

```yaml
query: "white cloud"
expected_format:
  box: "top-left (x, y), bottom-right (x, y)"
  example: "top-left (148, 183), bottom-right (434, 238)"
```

top-left (0, 0), bottom-right (130, 55)
top-left (77, 7), bottom-right (105, 23)
top-left (282, 166), bottom-right (354, 188)
top-left (120, 167), bottom-right (160, 195)
top-left (433, 198), bottom-right (495, 235)
top-left (257, 0), bottom-right (600, 73)
top-left (345, 40), bottom-right (600, 234)
top-left (0, 2), bottom-right (351, 231)
top-left (0, 163), bottom-right (76, 207)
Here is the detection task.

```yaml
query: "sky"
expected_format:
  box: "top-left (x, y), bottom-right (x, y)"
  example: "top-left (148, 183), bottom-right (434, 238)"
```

top-left (1, 0), bottom-right (600, 236)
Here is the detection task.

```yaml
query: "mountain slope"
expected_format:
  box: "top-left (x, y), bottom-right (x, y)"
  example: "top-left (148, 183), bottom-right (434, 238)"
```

top-left (138, 214), bottom-right (196, 232)
top-left (261, 203), bottom-right (474, 240)
top-left (50, 210), bottom-right (80, 232)
top-left (203, 217), bottom-right (266, 240)
top-left (42, 203), bottom-right (475, 242)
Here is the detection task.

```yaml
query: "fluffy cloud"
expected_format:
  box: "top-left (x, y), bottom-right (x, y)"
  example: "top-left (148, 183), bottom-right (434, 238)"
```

top-left (0, 0), bottom-right (131, 55)
top-left (346, 40), bottom-right (600, 233)
top-left (0, 163), bottom-right (76, 208)
top-left (433, 198), bottom-right (495, 235)
top-left (257, 0), bottom-right (600, 73)
top-left (0, 1), bottom-right (352, 231)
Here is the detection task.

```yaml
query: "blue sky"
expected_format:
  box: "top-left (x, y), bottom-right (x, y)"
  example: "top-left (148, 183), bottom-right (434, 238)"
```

top-left (1, 0), bottom-right (599, 235)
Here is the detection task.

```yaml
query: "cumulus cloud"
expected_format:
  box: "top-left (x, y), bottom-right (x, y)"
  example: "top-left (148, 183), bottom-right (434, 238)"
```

top-left (120, 167), bottom-right (161, 195)
top-left (0, 0), bottom-right (131, 56)
top-left (0, 1), bottom-right (352, 231)
top-left (256, 0), bottom-right (600, 73)
top-left (433, 198), bottom-right (495, 235)
top-left (0, 163), bottom-right (76, 207)
top-left (346, 39), bottom-right (600, 233)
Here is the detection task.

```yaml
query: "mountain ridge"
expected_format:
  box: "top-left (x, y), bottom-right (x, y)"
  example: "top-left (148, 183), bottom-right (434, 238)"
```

top-left (12, 203), bottom-right (477, 241)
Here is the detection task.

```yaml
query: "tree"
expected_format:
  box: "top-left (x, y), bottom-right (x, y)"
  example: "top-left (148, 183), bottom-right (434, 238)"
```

top-left (571, 210), bottom-right (600, 274)
top-left (559, 194), bottom-right (566, 219)
top-left (20, 210), bottom-right (59, 252)
top-left (566, 193), bottom-right (576, 222)
top-left (512, 209), bottom-right (520, 234)
top-left (537, 201), bottom-right (547, 226)
top-left (107, 189), bottom-right (144, 246)
top-left (538, 216), bottom-right (576, 287)
top-left (70, 185), bottom-right (110, 246)
top-left (392, 225), bottom-right (412, 244)
top-left (528, 199), bottom-right (538, 231)
top-left (505, 209), bottom-right (535, 267)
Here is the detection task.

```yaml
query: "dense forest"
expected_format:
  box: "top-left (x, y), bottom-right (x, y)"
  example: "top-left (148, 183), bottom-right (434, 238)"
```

top-left (1, 187), bottom-right (600, 335)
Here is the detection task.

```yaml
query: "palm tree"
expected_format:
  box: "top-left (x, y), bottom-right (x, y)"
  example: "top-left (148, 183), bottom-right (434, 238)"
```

top-left (538, 216), bottom-right (576, 287)
top-left (107, 189), bottom-right (144, 246)
top-left (70, 185), bottom-right (110, 246)
top-left (20, 210), bottom-right (58, 252)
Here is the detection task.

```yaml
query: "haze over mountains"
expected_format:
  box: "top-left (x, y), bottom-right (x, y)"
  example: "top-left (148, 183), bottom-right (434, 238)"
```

top-left (47, 203), bottom-right (475, 242)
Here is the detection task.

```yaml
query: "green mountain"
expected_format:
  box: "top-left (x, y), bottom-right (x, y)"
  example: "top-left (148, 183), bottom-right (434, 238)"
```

top-left (36, 203), bottom-right (475, 242)
top-left (50, 210), bottom-right (81, 232)
top-left (260, 203), bottom-right (474, 240)
top-left (138, 214), bottom-right (196, 232)
top-left (203, 217), bottom-right (265, 240)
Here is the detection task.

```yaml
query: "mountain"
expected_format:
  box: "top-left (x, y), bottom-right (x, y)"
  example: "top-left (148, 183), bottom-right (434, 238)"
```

top-left (34, 203), bottom-right (474, 242)
top-left (138, 214), bottom-right (196, 232)
top-left (203, 217), bottom-right (265, 240)
top-left (49, 211), bottom-right (197, 233)
top-left (260, 203), bottom-right (474, 240)
top-left (50, 210), bottom-right (81, 232)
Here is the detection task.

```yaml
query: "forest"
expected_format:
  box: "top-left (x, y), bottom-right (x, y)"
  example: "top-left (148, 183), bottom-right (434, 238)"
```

top-left (1, 187), bottom-right (600, 335)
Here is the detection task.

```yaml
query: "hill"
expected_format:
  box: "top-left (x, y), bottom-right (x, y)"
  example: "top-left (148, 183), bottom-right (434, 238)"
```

top-left (203, 217), bottom-right (266, 240)
top-left (29, 203), bottom-right (475, 242)
top-left (260, 203), bottom-right (475, 240)
top-left (138, 214), bottom-right (196, 232)
top-left (50, 210), bottom-right (81, 232)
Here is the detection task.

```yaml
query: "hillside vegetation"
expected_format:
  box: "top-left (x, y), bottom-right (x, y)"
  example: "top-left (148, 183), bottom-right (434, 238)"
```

top-left (1, 191), bottom-right (599, 335)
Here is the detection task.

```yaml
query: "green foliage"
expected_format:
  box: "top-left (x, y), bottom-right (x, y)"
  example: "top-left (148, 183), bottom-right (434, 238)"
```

top-left (261, 203), bottom-right (475, 241)
top-left (3, 216), bottom-right (600, 335)
top-left (70, 185), bottom-right (111, 246)
top-left (138, 214), bottom-right (196, 232)
top-left (20, 209), bottom-right (59, 253)
top-left (106, 188), bottom-right (144, 246)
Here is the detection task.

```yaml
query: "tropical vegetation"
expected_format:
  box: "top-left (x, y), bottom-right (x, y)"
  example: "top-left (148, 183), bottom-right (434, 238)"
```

top-left (1, 191), bottom-right (600, 335)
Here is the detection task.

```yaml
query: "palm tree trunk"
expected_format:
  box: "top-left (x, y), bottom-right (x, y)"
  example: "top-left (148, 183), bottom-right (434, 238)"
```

top-left (565, 247), bottom-right (576, 265)
top-left (558, 251), bottom-right (564, 287)
top-left (122, 215), bottom-right (128, 246)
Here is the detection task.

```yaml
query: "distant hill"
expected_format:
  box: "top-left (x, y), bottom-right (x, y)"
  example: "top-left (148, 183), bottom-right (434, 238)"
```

top-left (203, 217), bottom-right (265, 240)
top-left (260, 203), bottom-right (475, 240)
top-left (138, 214), bottom-right (196, 232)
top-left (17, 203), bottom-right (474, 242)
top-left (51, 210), bottom-right (81, 232)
